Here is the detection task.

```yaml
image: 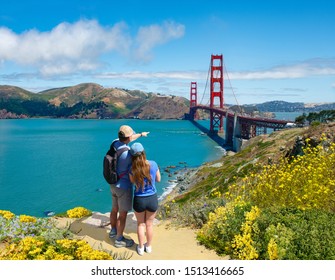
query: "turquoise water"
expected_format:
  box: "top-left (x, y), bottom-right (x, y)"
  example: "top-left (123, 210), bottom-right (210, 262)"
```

top-left (0, 119), bottom-right (225, 217)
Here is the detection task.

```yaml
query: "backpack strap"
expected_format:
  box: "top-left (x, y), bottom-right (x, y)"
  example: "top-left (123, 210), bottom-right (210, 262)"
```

top-left (116, 146), bottom-right (129, 156)
top-left (113, 142), bottom-right (129, 179)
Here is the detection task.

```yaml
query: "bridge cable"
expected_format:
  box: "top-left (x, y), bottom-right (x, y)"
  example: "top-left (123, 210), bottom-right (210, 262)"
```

top-left (223, 60), bottom-right (244, 114)
top-left (199, 59), bottom-right (211, 106)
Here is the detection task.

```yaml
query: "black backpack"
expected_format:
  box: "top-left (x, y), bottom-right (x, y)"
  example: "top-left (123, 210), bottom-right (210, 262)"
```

top-left (103, 140), bottom-right (129, 184)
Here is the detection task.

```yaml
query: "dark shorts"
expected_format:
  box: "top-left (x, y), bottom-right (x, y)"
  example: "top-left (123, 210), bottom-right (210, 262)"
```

top-left (133, 193), bottom-right (158, 213)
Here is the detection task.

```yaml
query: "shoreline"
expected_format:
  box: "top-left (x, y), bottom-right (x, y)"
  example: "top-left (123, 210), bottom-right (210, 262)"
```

top-left (158, 166), bottom-right (199, 204)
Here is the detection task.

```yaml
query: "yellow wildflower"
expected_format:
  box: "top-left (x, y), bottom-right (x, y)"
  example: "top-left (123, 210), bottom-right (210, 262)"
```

top-left (66, 206), bottom-right (91, 218)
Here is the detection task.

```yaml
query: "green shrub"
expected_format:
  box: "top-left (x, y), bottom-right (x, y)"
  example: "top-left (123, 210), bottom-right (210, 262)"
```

top-left (158, 196), bottom-right (226, 228)
top-left (198, 205), bottom-right (335, 260)
top-left (256, 208), bottom-right (335, 259)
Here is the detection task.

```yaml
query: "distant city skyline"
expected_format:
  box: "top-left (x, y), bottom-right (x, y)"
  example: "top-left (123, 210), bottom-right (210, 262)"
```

top-left (0, 0), bottom-right (334, 105)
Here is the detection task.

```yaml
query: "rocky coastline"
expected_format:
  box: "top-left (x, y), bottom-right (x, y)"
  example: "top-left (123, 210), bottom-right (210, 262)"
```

top-left (159, 164), bottom-right (200, 204)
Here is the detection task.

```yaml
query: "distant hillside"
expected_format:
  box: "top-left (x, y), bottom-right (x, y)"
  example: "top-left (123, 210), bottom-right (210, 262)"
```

top-left (249, 100), bottom-right (335, 112)
top-left (125, 94), bottom-right (189, 119)
top-left (2, 84), bottom-right (335, 119)
top-left (0, 85), bottom-right (36, 100)
top-left (0, 83), bottom-right (189, 119)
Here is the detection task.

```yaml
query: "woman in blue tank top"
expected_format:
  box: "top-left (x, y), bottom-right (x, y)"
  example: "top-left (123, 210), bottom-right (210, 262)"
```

top-left (129, 142), bottom-right (161, 256)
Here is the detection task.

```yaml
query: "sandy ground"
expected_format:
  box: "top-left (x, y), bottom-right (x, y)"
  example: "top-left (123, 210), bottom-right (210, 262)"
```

top-left (54, 212), bottom-right (228, 260)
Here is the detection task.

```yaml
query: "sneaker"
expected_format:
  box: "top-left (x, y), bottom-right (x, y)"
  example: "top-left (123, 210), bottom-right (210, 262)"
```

top-left (145, 244), bottom-right (152, 253)
top-left (109, 228), bottom-right (117, 239)
top-left (136, 245), bottom-right (144, 256)
top-left (115, 236), bottom-right (134, 248)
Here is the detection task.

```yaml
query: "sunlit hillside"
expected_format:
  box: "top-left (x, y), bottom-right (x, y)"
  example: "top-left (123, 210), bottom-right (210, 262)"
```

top-left (159, 122), bottom-right (335, 260)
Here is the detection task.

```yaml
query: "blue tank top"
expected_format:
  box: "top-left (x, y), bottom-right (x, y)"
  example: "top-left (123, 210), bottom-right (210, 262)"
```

top-left (133, 160), bottom-right (159, 197)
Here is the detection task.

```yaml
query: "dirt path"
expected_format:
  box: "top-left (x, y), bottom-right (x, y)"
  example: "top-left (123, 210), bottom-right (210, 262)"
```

top-left (55, 212), bottom-right (228, 260)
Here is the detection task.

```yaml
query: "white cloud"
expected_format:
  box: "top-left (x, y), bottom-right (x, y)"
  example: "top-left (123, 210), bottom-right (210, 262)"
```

top-left (229, 58), bottom-right (335, 80)
top-left (96, 58), bottom-right (335, 82)
top-left (0, 20), bottom-right (130, 75)
top-left (281, 88), bottom-right (307, 92)
top-left (96, 70), bottom-right (203, 80)
top-left (0, 19), bottom-right (185, 75)
top-left (134, 21), bottom-right (185, 62)
top-left (94, 59), bottom-right (335, 102)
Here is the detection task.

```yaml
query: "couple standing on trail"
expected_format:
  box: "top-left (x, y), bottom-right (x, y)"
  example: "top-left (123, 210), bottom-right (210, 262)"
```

top-left (108, 125), bottom-right (161, 256)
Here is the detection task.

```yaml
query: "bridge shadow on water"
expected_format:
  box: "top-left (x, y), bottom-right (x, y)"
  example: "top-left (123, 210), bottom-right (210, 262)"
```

top-left (189, 120), bottom-right (232, 151)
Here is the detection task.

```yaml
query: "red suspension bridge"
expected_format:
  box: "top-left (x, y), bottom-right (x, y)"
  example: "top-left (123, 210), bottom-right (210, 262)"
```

top-left (186, 54), bottom-right (290, 151)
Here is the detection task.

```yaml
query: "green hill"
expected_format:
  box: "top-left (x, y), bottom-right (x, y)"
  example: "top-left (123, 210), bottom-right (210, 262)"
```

top-left (0, 83), bottom-right (189, 119)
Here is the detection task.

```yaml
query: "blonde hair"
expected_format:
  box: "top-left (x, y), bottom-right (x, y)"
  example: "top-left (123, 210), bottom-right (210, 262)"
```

top-left (131, 151), bottom-right (152, 191)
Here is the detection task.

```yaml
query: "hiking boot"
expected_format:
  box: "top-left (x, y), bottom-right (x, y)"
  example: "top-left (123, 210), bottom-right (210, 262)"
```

top-left (109, 228), bottom-right (117, 239)
top-left (115, 236), bottom-right (134, 248)
top-left (136, 245), bottom-right (144, 256)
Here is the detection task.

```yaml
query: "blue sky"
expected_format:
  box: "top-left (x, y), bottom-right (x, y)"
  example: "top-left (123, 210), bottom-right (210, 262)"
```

top-left (0, 0), bottom-right (334, 105)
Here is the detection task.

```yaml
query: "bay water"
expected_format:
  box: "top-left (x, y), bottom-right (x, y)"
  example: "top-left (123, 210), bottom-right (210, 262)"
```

top-left (0, 119), bottom-right (225, 217)
top-left (273, 111), bottom-right (303, 121)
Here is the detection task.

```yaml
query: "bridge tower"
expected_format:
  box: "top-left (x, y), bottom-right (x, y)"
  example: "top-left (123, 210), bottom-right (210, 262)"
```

top-left (190, 81), bottom-right (197, 107)
top-left (209, 54), bottom-right (224, 133)
top-left (190, 81), bottom-right (199, 120)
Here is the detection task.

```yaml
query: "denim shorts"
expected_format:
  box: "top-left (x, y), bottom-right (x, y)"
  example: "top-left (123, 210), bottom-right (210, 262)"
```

top-left (133, 193), bottom-right (158, 213)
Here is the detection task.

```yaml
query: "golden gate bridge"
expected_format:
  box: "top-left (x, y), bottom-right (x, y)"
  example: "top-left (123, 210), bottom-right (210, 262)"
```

top-left (185, 54), bottom-right (290, 151)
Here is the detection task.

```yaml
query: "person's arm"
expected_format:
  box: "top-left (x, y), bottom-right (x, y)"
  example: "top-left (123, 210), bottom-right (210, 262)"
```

top-left (130, 131), bottom-right (150, 142)
top-left (155, 168), bottom-right (161, 182)
top-left (129, 172), bottom-right (134, 183)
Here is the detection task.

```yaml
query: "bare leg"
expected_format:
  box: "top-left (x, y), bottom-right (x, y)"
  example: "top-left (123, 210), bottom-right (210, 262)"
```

top-left (110, 207), bottom-right (118, 229)
top-left (134, 211), bottom-right (146, 248)
top-left (145, 211), bottom-right (156, 247)
top-left (116, 210), bottom-right (128, 238)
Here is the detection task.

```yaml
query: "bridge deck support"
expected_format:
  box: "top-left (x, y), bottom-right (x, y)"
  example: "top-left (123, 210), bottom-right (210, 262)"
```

top-left (189, 82), bottom-right (199, 120)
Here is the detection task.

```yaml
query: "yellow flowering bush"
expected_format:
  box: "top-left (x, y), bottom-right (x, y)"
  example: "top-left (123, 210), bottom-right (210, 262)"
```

top-left (197, 205), bottom-right (228, 249)
top-left (0, 237), bottom-right (113, 260)
top-left (66, 207), bottom-right (91, 218)
top-left (19, 215), bottom-right (37, 223)
top-left (56, 239), bottom-right (113, 260)
top-left (0, 209), bottom-right (120, 260)
top-left (197, 203), bottom-right (254, 257)
top-left (231, 206), bottom-right (260, 260)
top-left (228, 139), bottom-right (335, 211)
top-left (0, 210), bottom-right (15, 220)
top-left (210, 187), bottom-right (222, 198)
top-left (267, 238), bottom-right (278, 260)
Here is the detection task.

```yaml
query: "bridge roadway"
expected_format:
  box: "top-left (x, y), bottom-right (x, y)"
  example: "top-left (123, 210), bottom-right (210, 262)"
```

top-left (189, 105), bottom-right (291, 152)
top-left (194, 105), bottom-right (289, 128)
